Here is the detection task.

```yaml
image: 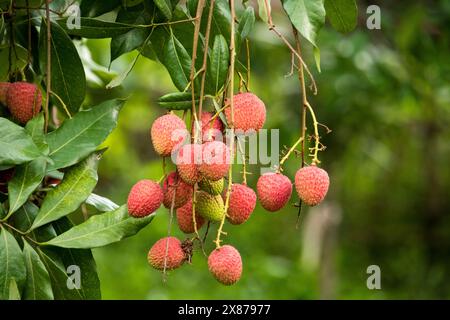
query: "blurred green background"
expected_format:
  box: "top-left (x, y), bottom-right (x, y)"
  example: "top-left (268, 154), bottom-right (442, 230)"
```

top-left (78, 0), bottom-right (450, 299)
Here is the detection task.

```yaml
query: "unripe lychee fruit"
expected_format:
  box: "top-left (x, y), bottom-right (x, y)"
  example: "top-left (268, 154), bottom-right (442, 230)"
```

top-left (199, 141), bottom-right (230, 181)
top-left (196, 111), bottom-right (224, 142)
top-left (127, 180), bottom-right (163, 217)
top-left (208, 245), bottom-right (242, 285)
top-left (257, 173), bottom-right (292, 212)
top-left (150, 114), bottom-right (187, 156)
top-left (176, 143), bottom-right (202, 185)
top-left (176, 199), bottom-right (205, 234)
top-left (226, 183), bottom-right (257, 225)
top-left (147, 237), bottom-right (186, 270)
top-left (295, 165), bottom-right (329, 206)
top-left (0, 82), bottom-right (10, 105)
top-left (195, 191), bottom-right (225, 222)
top-left (162, 171), bottom-right (192, 209)
top-left (199, 178), bottom-right (224, 195)
top-left (225, 92), bottom-right (266, 132)
top-left (6, 82), bottom-right (42, 124)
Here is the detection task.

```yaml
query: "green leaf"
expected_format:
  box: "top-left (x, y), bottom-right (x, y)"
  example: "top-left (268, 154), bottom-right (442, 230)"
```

top-left (30, 151), bottom-right (101, 231)
top-left (11, 201), bottom-right (57, 242)
top-left (85, 193), bottom-right (119, 212)
top-left (106, 52), bottom-right (140, 89)
top-left (163, 33), bottom-right (192, 91)
top-left (154, 0), bottom-right (173, 20)
top-left (7, 157), bottom-right (47, 215)
top-left (44, 205), bottom-right (154, 248)
top-left (57, 18), bottom-right (138, 38)
top-left (80, 0), bottom-right (121, 17)
top-left (37, 248), bottom-right (85, 300)
top-left (8, 279), bottom-right (21, 300)
top-left (51, 217), bottom-right (101, 299)
top-left (158, 92), bottom-right (199, 110)
top-left (257, 0), bottom-right (270, 23)
top-left (0, 226), bottom-right (26, 300)
top-left (110, 7), bottom-right (152, 63)
top-left (209, 35), bottom-right (229, 94)
top-left (25, 113), bottom-right (49, 155)
top-left (0, 118), bottom-right (42, 166)
top-left (39, 20), bottom-right (86, 115)
top-left (282, 0), bottom-right (325, 48)
top-left (46, 99), bottom-right (124, 170)
top-left (238, 6), bottom-right (255, 39)
top-left (324, 0), bottom-right (358, 33)
top-left (22, 241), bottom-right (54, 300)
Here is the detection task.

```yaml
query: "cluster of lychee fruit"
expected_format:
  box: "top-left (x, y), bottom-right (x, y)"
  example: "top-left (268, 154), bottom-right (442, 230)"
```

top-left (127, 92), bottom-right (330, 285)
top-left (0, 81), bottom-right (42, 124)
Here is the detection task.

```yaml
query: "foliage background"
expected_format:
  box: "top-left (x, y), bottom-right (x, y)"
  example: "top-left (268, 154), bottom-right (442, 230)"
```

top-left (66, 0), bottom-right (450, 299)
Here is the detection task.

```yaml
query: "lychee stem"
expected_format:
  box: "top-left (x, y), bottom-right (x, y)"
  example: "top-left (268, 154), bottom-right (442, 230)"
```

top-left (279, 136), bottom-right (304, 170)
top-left (162, 186), bottom-right (177, 283)
top-left (305, 101), bottom-right (321, 165)
top-left (214, 0), bottom-right (237, 250)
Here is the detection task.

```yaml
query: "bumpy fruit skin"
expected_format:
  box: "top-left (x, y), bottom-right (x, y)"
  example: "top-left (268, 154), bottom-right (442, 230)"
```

top-left (208, 245), bottom-right (242, 285)
top-left (176, 199), bottom-right (205, 234)
top-left (162, 171), bottom-right (192, 209)
top-left (226, 184), bottom-right (257, 225)
top-left (295, 165), bottom-right (329, 206)
top-left (199, 178), bottom-right (224, 195)
top-left (0, 82), bottom-right (10, 105)
top-left (147, 237), bottom-right (185, 270)
top-left (197, 111), bottom-right (224, 142)
top-left (195, 191), bottom-right (225, 222)
top-left (150, 114), bottom-right (187, 156)
top-left (200, 141), bottom-right (230, 181)
top-left (6, 82), bottom-right (42, 124)
top-left (176, 143), bottom-right (202, 185)
top-left (257, 173), bottom-right (292, 212)
top-left (225, 93), bottom-right (266, 132)
top-left (127, 180), bottom-right (163, 217)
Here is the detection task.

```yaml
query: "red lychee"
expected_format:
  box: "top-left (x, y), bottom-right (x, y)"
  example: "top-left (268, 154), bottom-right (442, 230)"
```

top-left (295, 165), bottom-right (329, 206)
top-left (257, 172), bottom-right (292, 212)
top-left (0, 82), bottom-right (10, 105)
top-left (147, 236), bottom-right (186, 270)
top-left (6, 82), bottom-right (42, 124)
top-left (208, 245), bottom-right (242, 285)
top-left (176, 199), bottom-right (205, 234)
top-left (199, 141), bottom-right (230, 181)
top-left (162, 171), bottom-right (192, 209)
top-left (176, 143), bottom-right (202, 185)
top-left (225, 183), bottom-right (257, 225)
top-left (127, 180), bottom-right (163, 217)
top-left (150, 114), bottom-right (187, 157)
top-left (225, 92), bottom-right (266, 132)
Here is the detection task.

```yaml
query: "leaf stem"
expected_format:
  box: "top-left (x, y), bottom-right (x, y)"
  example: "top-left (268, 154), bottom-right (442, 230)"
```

top-left (44, 0), bottom-right (51, 133)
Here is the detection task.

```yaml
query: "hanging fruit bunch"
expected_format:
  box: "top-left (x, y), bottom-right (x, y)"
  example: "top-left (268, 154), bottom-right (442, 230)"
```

top-left (125, 0), bottom-right (332, 286)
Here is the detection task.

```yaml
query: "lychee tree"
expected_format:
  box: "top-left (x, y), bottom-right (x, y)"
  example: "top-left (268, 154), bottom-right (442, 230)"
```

top-left (0, 0), bottom-right (357, 299)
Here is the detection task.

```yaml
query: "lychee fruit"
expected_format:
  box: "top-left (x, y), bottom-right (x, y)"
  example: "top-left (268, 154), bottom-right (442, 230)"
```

top-left (162, 171), bottom-right (192, 209)
top-left (195, 111), bottom-right (224, 142)
top-left (225, 183), bottom-right (257, 225)
top-left (176, 199), bottom-right (205, 234)
top-left (208, 245), bottom-right (242, 285)
top-left (147, 236), bottom-right (186, 270)
top-left (295, 165), bottom-right (330, 206)
top-left (6, 82), bottom-right (42, 124)
top-left (127, 179), bottom-right (163, 217)
top-left (150, 113), bottom-right (187, 157)
top-left (225, 92), bottom-right (266, 132)
top-left (195, 191), bottom-right (225, 222)
top-left (257, 172), bottom-right (292, 212)
top-left (0, 82), bottom-right (10, 105)
top-left (199, 178), bottom-right (224, 195)
top-left (176, 143), bottom-right (202, 185)
top-left (199, 141), bottom-right (230, 181)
